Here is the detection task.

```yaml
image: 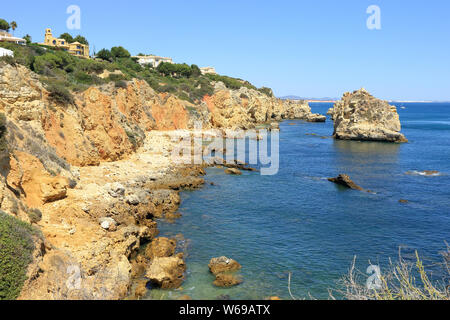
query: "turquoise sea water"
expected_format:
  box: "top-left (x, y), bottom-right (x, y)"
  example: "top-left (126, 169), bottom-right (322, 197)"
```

top-left (149, 102), bottom-right (450, 300)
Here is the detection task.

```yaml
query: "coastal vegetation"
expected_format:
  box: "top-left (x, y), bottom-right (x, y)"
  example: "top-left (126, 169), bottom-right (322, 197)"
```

top-left (0, 19), bottom-right (10, 31)
top-left (0, 40), bottom-right (272, 104)
top-left (0, 210), bottom-right (40, 300)
top-left (336, 248), bottom-right (450, 300)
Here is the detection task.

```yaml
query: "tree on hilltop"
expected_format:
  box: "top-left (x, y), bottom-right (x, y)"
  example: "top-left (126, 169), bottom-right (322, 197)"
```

top-left (59, 33), bottom-right (74, 43)
top-left (111, 46), bottom-right (131, 59)
top-left (23, 34), bottom-right (32, 44)
top-left (97, 48), bottom-right (112, 61)
top-left (0, 19), bottom-right (10, 31)
top-left (73, 35), bottom-right (89, 45)
top-left (10, 21), bottom-right (17, 35)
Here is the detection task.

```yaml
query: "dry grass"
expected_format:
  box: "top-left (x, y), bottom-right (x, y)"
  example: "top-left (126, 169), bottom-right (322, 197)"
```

top-left (287, 244), bottom-right (449, 300)
top-left (333, 245), bottom-right (450, 300)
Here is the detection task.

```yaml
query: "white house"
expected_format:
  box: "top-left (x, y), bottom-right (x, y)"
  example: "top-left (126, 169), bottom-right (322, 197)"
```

top-left (200, 67), bottom-right (217, 75)
top-left (132, 55), bottom-right (173, 68)
top-left (0, 30), bottom-right (26, 45)
top-left (0, 47), bottom-right (14, 57)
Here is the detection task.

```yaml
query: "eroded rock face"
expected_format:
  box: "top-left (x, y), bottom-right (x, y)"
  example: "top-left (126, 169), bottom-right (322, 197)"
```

top-left (7, 151), bottom-right (69, 208)
top-left (204, 83), bottom-right (326, 129)
top-left (331, 89), bottom-right (407, 142)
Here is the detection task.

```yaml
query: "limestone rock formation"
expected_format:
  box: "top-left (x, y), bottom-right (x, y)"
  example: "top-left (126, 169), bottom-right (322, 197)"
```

top-left (0, 61), bottom-right (327, 300)
top-left (145, 254), bottom-right (186, 289)
top-left (208, 256), bottom-right (241, 275)
top-left (331, 89), bottom-right (407, 142)
top-left (144, 237), bottom-right (177, 259)
top-left (203, 82), bottom-right (326, 129)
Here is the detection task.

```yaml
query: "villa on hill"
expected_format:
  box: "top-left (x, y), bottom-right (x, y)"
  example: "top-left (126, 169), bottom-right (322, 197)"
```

top-left (132, 54), bottom-right (173, 68)
top-left (200, 66), bottom-right (217, 75)
top-left (40, 28), bottom-right (90, 59)
top-left (0, 30), bottom-right (26, 45)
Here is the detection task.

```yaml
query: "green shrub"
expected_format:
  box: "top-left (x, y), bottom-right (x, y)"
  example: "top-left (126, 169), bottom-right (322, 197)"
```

top-left (111, 46), bottom-right (131, 59)
top-left (47, 83), bottom-right (75, 105)
top-left (26, 208), bottom-right (42, 224)
top-left (0, 19), bottom-right (10, 31)
top-left (108, 73), bottom-right (126, 82)
top-left (0, 112), bottom-right (9, 173)
top-left (0, 211), bottom-right (38, 300)
top-left (115, 80), bottom-right (128, 89)
top-left (0, 55), bottom-right (16, 66)
top-left (97, 48), bottom-right (112, 61)
top-left (258, 87), bottom-right (274, 97)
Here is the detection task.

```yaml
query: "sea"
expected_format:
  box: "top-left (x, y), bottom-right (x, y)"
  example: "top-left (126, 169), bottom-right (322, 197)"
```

top-left (147, 102), bottom-right (450, 300)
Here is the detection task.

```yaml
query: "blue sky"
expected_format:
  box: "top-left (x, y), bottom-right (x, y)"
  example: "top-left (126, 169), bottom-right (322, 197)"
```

top-left (2, 0), bottom-right (450, 100)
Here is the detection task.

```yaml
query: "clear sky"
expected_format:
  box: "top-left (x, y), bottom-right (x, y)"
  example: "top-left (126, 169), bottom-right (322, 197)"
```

top-left (2, 0), bottom-right (450, 100)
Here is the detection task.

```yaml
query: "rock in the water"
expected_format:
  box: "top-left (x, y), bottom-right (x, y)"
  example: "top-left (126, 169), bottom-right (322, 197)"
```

top-left (213, 273), bottom-right (243, 288)
top-left (328, 174), bottom-right (364, 191)
top-left (145, 255), bottom-right (186, 289)
top-left (208, 256), bottom-right (241, 275)
top-left (306, 113), bottom-right (326, 123)
top-left (225, 168), bottom-right (242, 175)
top-left (331, 88), bottom-right (407, 142)
top-left (406, 170), bottom-right (441, 177)
top-left (145, 237), bottom-right (177, 259)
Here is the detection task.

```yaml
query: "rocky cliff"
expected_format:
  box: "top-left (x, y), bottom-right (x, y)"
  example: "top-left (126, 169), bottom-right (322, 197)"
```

top-left (330, 88), bottom-right (407, 143)
top-left (0, 62), bottom-right (325, 300)
top-left (205, 82), bottom-right (325, 129)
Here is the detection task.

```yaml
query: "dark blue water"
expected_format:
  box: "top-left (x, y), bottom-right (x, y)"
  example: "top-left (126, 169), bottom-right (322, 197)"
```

top-left (150, 103), bottom-right (450, 300)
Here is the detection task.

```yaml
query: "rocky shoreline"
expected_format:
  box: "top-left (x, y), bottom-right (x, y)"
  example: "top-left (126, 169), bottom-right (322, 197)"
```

top-left (0, 62), bottom-right (328, 300)
top-left (0, 61), bottom-right (410, 300)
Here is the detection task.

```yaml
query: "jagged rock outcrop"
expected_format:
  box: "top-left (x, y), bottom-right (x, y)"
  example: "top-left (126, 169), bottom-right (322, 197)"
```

top-left (328, 174), bottom-right (364, 191)
top-left (203, 82), bottom-right (325, 129)
top-left (330, 89), bottom-right (407, 142)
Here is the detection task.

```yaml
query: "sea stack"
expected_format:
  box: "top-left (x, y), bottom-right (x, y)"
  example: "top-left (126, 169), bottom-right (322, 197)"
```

top-left (330, 88), bottom-right (407, 143)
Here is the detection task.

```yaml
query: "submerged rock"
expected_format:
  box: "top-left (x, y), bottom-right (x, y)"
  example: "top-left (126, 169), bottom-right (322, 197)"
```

top-left (213, 273), bottom-right (243, 288)
top-left (406, 170), bottom-right (441, 177)
top-left (328, 174), bottom-right (364, 191)
top-left (331, 88), bottom-right (407, 143)
top-left (225, 168), bottom-right (242, 175)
